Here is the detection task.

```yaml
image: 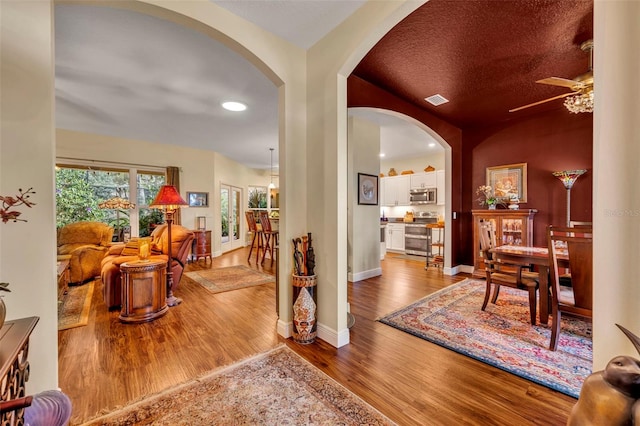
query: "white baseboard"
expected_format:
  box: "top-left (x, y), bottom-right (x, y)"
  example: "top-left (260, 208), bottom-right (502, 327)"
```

top-left (278, 320), bottom-right (349, 348)
top-left (347, 267), bottom-right (382, 282)
top-left (456, 264), bottom-right (475, 274)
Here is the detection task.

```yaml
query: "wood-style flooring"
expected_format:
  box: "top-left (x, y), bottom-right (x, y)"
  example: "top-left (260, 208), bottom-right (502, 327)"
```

top-left (58, 248), bottom-right (576, 425)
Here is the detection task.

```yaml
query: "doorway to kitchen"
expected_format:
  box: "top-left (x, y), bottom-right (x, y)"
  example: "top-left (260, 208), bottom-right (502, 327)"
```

top-left (221, 184), bottom-right (243, 252)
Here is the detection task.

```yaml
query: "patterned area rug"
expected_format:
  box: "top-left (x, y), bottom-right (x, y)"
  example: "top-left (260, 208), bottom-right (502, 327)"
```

top-left (58, 280), bottom-right (94, 331)
top-left (378, 278), bottom-right (592, 398)
top-left (81, 345), bottom-right (395, 425)
top-left (185, 265), bottom-right (274, 294)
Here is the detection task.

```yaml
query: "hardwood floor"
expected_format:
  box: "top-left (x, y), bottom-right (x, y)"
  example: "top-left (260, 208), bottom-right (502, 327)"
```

top-left (58, 249), bottom-right (576, 425)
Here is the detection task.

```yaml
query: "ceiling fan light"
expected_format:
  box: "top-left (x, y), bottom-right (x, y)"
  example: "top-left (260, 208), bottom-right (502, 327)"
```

top-left (564, 92), bottom-right (593, 114)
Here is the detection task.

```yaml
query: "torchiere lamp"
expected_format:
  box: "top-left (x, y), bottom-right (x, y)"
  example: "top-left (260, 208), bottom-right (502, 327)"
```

top-left (150, 185), bottom-right (188, 307)
top-left (552, 169), bottom-right (587, 227)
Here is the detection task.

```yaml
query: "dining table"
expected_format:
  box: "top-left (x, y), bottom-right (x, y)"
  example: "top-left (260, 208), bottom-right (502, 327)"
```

top-left (489, 244), bottom-right (568, 325)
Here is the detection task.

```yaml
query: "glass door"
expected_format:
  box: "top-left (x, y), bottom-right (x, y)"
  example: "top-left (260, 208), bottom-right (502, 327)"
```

top-left (221, 184), bottom-right (243, 252)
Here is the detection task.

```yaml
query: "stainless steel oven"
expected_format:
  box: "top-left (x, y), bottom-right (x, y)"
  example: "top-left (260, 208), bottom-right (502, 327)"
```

top-left (404, 222), bottom-right (429, 256)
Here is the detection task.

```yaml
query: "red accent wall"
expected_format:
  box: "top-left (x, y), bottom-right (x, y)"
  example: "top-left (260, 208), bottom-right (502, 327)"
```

top-left (348, 75), bottom-right (593, 267)
top-left (463, 110), bottom-right (592, 262)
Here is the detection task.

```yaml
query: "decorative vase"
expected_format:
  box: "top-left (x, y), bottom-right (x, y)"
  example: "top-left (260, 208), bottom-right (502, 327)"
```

top-left (488, 204), bottom-right (497, 210)
top-left (0, 297), bottom-right (6, 329)
top-left (292, 274), bottom-right (317, 344)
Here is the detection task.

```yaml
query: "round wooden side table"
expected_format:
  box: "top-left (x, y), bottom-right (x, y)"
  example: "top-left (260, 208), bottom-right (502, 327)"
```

top-left (119, 260), bottom-right (168, 323)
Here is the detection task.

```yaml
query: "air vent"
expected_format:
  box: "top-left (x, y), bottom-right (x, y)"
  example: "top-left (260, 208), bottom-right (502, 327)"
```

top-left (424, 94), bottom-right (449, 106)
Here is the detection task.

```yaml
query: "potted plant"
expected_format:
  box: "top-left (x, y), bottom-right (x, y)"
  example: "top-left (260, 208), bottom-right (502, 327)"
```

top-left (476, 185), bottom-right (503, 209)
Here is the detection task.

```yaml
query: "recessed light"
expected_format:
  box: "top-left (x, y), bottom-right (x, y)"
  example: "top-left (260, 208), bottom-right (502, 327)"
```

top-left (379, 153), bottom-right (386, 158)
top-left (222, 101), bottom-right (247, 112)
top-left (428, 143), bottom-right (436, 148)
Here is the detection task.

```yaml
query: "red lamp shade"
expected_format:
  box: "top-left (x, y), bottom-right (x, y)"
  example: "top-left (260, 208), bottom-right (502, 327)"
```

top-left (149, 185), bottom-right (188, 210)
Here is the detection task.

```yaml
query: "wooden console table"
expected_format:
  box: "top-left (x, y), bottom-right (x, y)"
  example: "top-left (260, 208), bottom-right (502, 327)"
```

top-left (1, 316), bottom-right (39, 426)
top-left (190, 229), bottom-right (212, 263)
top-left (119, 260), bottom-right (168, 323)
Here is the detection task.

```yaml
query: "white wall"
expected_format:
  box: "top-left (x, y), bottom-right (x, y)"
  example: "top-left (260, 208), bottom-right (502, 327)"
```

top-left (1, 0), bottom-right (58, 393)
top-left (347, 116), bottom-right (382, 282)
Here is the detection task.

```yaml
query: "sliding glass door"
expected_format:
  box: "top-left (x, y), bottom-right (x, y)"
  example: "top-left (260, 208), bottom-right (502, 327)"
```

top-left (220, 184), bottom-right (243, 252)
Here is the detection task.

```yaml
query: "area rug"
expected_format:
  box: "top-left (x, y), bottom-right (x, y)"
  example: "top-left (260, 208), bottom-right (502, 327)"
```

top-left (81, 345), bottom-right (395, 425)
top-left (58, 280), bottom-right (94, 331)
top-left (378, 278), bottom-right (592, 398)
top-left (185, 265), bottom-right (275, 294)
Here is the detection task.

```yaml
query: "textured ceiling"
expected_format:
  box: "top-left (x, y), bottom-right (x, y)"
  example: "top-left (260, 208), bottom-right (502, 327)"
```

top-left (353, 0), bottom-right (594, 128)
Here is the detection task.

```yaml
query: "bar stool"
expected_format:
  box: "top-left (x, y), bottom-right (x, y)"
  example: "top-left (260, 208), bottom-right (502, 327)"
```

top-left (245, 211), bottom-right (263, 263)
top-left (259, 211), bottom-right (279, 265)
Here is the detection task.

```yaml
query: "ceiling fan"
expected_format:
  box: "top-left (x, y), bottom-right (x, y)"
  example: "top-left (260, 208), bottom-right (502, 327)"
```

top-left (510, 40), bottom-right (594, 114)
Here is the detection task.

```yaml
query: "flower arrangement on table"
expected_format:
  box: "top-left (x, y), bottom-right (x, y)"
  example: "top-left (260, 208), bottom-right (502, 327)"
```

top-left (476, 185), bottom-right (504, 208)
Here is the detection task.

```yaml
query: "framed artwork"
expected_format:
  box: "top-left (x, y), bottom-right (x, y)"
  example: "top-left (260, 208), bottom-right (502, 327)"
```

top-left (486, 163), bottom-right (527, 202)
top-left (357, 173), bottom-right (378, 205)
top-left (187, 191), bottom-right (209, 207)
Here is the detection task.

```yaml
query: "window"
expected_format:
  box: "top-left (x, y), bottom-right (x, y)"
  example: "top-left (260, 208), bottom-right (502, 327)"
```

top-left (56, 163), bottom-right (165, 239)
top-left (248, 186), bottom-right (267, 212)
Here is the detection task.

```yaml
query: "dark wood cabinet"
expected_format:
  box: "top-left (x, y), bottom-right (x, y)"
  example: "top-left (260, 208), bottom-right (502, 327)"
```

top-left (1, 316), bottom-right (39, 425)
top-left (472, 209), bottom-right (537, 276)
top-left (191, 230), bottom-right (212, 263)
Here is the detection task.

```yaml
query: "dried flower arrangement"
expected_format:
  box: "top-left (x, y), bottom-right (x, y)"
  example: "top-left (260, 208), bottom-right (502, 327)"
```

top-left (1, 187), bottom-right (36, 223)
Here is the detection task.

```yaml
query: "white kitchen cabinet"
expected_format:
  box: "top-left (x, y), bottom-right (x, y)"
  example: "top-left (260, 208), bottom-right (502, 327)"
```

top-left (410, 172), bottom-right (436, 189)
top-left (386, 223), bottom-right (405, 251)
top-left (436, 170), bottom-right (445, 205)
top-left (381, 175), bottom-right (410, 206)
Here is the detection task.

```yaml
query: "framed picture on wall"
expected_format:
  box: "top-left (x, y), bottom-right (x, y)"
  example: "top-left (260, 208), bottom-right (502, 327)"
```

top-left (357, 173), bottom-right (378, 205)
top-left (187, 191), bottom-right (209, 207)
top-left (486, 163), bottom-right (527, 202)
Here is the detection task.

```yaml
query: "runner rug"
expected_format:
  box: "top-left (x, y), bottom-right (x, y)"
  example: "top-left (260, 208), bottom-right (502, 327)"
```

top-left (58, 280), bottom-right (94, 331)
top-left (378, 278), bottom-right (592, 398)
top-left (81, 345), bottom-right (395, 425)
top-left (185, 265), bottom-right (274, 294)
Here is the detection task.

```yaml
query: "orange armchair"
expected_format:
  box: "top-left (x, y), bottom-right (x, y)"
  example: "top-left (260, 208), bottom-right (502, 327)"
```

top-left (57, 221), bottom-right (114, 285)
top-left (100, 224), bottom-right (194, 308)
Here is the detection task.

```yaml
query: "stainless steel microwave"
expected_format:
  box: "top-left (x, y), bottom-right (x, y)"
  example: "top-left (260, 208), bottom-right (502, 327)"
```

top-left (409, 188), bottom-right (436, 205)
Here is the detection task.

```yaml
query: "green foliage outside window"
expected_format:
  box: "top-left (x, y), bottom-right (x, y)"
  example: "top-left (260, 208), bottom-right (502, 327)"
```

top-left (55, 168), bottom-right (107, 228)
top-left (248, 186), bottom-right (267, 209)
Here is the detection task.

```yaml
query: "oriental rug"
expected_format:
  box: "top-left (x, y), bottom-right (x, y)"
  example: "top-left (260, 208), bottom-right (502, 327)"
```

top-left (58, 280), bottom-right (94, 331)
top-left (81, 345), bottom-right (395, 426)
top-left (378, 278), bottom-right (592, 398)
top-left (185, 265), bottom-right (274, 294)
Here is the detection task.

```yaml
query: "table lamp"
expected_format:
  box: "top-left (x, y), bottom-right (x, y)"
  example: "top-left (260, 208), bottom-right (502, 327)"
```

top-left (552, 169), bottom-right (587, 227)
top-left (150, 185), bottom-right (188, 307)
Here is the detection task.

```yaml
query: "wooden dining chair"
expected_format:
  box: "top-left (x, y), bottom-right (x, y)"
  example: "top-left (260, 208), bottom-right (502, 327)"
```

top-left (245, 211), bottom-right (263, 263)
top-left (479, 221), bottom-right (539, 325)
top-left (547, 225), bottom-right (593, 351)
top-left (258, 211), bottom-right (278, 265)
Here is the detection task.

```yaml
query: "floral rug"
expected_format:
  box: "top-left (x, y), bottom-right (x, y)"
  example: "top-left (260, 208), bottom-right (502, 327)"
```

top-left (58, 280), bottom-right (94, 331)
top-left (378, 278), bottom-right (592, 398)
top-left (81, 345), bottom-right (395, 425)
top-left (185, 265), bottom-right (274, 294)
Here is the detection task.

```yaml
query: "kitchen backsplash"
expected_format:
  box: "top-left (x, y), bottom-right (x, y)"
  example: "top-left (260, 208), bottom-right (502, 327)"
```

top-left (381, 205), bottom-right (444, 219)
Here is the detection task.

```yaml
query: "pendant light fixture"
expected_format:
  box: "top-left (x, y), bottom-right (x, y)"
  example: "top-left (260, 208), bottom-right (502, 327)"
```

top-left (268, 148), bottom-right (276, 189)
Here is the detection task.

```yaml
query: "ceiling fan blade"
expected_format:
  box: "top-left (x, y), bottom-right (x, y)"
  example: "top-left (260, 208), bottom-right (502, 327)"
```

top-left (537, 77), bottom-right (583, 89)
top-left (509, 92), bottom-right (578, 113)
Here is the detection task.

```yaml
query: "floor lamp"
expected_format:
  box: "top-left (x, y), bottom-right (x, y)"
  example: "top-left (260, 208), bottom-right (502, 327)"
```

top-left (150, 185), bottom-right (188, 307)
top-left (552, 169), bottom-right (587, 227)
